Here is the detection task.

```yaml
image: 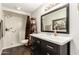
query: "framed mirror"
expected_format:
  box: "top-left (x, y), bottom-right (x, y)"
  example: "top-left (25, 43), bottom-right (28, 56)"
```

top-left (41, 4), bottom-right (69, 34)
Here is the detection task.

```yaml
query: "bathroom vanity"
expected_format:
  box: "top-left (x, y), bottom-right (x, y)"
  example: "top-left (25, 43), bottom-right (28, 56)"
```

top-left (30, 34), bottom-right (72, 55)
top-left (30, 4), bottom-right (70, 55)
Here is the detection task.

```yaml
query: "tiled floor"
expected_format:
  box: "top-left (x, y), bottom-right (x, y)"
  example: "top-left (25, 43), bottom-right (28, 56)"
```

top-left (1, 45), bottom-right (32, 55)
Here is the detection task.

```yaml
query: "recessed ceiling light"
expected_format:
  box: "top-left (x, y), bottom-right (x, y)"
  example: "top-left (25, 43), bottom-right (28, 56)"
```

top-left (17, 7), bottom-right (22, 10)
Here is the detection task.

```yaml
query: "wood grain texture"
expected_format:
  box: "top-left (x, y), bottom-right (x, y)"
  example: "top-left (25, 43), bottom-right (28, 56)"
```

top-left (1, 45), bottom-right (32, 55)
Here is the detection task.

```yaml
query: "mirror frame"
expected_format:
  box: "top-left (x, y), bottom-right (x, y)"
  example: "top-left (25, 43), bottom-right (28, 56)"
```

top-left (41, 4), bottom-right (69, 34)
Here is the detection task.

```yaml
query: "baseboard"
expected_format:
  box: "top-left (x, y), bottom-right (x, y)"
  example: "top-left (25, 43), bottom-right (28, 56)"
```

top-left (2, 43), bottom-right (23, 50)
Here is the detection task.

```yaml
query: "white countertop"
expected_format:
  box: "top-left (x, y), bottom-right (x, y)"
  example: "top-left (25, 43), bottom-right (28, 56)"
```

top-left (30, 33), bottom-right (72, 45)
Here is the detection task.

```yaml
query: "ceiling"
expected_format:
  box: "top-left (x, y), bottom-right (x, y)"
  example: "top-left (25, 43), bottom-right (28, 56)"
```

top-left (2, 3), bottom-right (43, 13)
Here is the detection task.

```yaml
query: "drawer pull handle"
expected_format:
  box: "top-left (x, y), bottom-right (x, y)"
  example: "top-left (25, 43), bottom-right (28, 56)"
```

top-left (47, 45), bottom-right (54, 49)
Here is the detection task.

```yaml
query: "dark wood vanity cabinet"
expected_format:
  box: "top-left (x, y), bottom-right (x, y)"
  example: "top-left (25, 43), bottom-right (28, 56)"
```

top-left (31, 37), bottom-right (70, 55)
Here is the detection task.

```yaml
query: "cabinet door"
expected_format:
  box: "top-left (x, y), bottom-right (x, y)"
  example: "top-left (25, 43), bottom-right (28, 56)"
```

top-left (31, 37), bottom-right (42, 55)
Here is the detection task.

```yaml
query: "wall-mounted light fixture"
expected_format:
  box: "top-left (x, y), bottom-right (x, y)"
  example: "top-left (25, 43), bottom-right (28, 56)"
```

top-left (44, 3), bottom-right (59, 11)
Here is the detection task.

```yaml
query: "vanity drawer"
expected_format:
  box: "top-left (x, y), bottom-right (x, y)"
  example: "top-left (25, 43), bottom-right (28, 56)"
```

top-left (41, 40), bottom-right (60, 54)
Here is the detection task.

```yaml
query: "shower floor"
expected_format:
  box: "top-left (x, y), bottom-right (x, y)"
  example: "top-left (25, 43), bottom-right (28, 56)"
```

top-left (1, 45), bottom-right (32, 55)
